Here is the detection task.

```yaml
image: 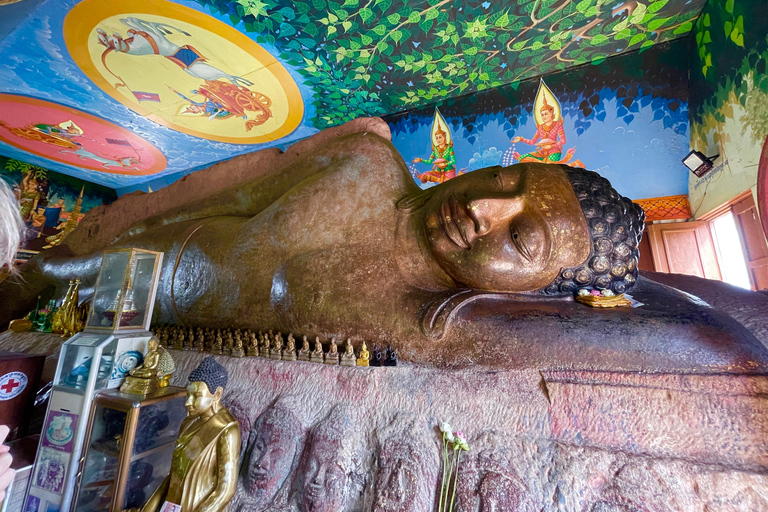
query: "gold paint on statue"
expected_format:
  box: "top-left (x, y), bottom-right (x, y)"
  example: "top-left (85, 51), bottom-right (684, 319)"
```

top-left (121, 337), bottom-right (163, 395)
top-left (282, 334), bottom-right (297, 361)
top-left (139, 380), bottom-right (239, 512)
top-left (270, 333), bottom-right (283, 360)
top-left (298, 335), bottom-right (311, 362)
top-left (324, 338), bottom-right (339, 365)
top-left (357, 341), bottom-right (370, 367)
top-left (310, 337), bottom-right (324, 364)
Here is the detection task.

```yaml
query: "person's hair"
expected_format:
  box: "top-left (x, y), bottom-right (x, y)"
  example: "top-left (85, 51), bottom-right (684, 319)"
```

top-left (0, 179), bottom-right (24, 273)
top-left (188, 356), bottom-right (228, 393)
top-left (542, 166), bottom-right (645, 296)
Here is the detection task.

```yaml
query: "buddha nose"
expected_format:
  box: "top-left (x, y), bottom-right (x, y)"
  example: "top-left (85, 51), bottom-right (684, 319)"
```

top-left (466, 196), bottom-right (524, 236)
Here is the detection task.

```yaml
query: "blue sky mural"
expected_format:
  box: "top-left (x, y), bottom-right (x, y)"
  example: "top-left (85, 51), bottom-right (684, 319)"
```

top-left (0, 0), bottom-right (317, 193)
top-left (386, 39), bottom-right (690, 201)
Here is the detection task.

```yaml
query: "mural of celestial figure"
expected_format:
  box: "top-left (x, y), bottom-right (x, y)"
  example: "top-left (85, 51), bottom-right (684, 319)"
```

top-left (170, 82), bottom-right (272, 131)
top-left (511, 80), bottom-right (584, 168)
top-left (0, 118), bottom-right (143, 171)
top-left (97, 17), bottom-right (253, 86)
top-left (97, 17), bottom-right (272, 131)
top-left (412, 108), bottom-right (458, 184)
top-left (0, 120), bottom-right (83, 150)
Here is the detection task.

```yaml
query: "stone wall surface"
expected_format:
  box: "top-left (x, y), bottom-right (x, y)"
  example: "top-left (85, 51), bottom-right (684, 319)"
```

top-left (160, 350), bottom-right (768, 512)
top-left (1, 331), bottom-right (767, 510)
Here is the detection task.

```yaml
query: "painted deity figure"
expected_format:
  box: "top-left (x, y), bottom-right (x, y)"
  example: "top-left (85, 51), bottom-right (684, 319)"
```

top-left (511, 80), bottom-right (584, 168)
top-left (412, 108), bottom-right (457, 184)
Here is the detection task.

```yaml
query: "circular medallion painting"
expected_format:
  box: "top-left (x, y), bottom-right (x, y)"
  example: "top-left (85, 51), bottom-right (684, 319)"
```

top-left (64, 0), bottom-right (304, 144)
top-left (0, 94), bottom-right (166, 175)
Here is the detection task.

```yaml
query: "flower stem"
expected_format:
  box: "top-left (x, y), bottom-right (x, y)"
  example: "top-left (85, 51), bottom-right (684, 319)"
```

top-left (448, 450), bottom-right (461, 512)
top-left (439, 433), bottom-right (448, 512)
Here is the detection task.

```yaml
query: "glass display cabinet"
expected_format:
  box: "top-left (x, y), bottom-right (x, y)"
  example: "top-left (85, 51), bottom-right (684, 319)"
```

top-left (24, 249), bottom-right (164, 512)
top-left (71, 388), bottom-right (187, 512)
top-left (87, 249), bottom-right (163, 332)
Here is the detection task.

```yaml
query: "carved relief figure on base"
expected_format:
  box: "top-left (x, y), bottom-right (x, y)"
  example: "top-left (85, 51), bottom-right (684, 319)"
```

top-left (372, 415), bottom-right (439, 512)
top-left (237, 396), bottom-right (312, 512)
top-left (294, 406), bottom-right (365, 512)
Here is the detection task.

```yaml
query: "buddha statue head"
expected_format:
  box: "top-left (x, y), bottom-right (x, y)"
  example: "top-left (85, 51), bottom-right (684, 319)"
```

top-left (297, 405), bottom-right (364, 512)
top-left (186, 357), bottom-right (228, 417)
top-left (398, 163), bottom-right (644, 296)
top-left (242, 396), bottom-right (308, 510)
top-left (373, 415), bottom-right (439, 512)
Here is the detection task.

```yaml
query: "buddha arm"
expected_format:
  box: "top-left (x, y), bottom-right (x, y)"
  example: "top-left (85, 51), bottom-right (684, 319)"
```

top-left (196, 425), bottom-right (240, 512)
top-left (140, 474), bottom-right (169, 512)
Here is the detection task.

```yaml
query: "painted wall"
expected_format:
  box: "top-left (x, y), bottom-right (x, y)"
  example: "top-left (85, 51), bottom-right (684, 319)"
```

top-left (688, 0), bottom-right (768, 217)
top-left (0, 155), bottom-right (116, 255)
top-left (385, 39), bottom-right (690, 201)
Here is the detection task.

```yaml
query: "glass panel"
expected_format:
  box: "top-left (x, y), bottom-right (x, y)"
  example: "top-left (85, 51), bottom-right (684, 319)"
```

top-left (132, 396), bottom-right (187, 455)
top-left (73, 405), bottom-right (125, 512)
top-left (123, 449), bottom-right (174, 510)
top-left (88, 251), bottom-right (130, 329)
top-left (93, 339), bottom-right (117, 390)
top-left (57, 344), bottom-right (96, 390)
top-left (120, 253), bottom-right (157, 328)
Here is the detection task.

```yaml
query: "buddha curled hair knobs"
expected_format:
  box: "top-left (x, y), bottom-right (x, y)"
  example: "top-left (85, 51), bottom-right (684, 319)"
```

top-left (188, 356), bottom-right (228, 392)
top-left (542, 166), bottom-right (645, 296)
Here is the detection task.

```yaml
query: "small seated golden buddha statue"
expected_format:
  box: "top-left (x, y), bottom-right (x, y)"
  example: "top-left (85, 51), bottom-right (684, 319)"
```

top-left (121, 337), bottom-right (164, 395)
top-left (247, 332), bottom-right (258, 357)
top-left (298, 335), bottom-right (311, 362)
top-left (310, 337), bottom-right (324, 363)
top-left (173, 330), bottom-right (185, 351)
top-left (270, 333), bottom-right (284, 360)
top-left (357, 341), bottom-right (370, 366)
top-left (223, 332), bottom-right (234, 357)
top-left (211, 332), bottom-right (223, 355)
top-left (231, 333), bottom-right (245, 358)
top-left (324, 338), bottom-right (340, 365)
top-left (282, 334), bottom-right (297, 361)
top-left (340, 338), bottom-right (356, 367)
top-left (259, 332), bottom-right (270, 358)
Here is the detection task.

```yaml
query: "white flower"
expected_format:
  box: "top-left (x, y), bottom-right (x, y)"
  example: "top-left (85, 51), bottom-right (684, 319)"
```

top-left (577, 288), bottom-right (590, 297)
top-left (602, 289), bottom-right (615, 297)
top-left (439, 422), bottom-right (452, 434)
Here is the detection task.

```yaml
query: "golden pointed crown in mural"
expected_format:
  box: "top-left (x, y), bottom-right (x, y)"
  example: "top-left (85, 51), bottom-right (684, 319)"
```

top-left (430, 108), bottom-right (452, 148)
top-left (534, 79), bottom-right (561, 126)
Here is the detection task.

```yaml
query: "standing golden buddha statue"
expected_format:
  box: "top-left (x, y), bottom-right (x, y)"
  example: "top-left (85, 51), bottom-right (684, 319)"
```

top-left (139, 357), bottom-right (240, 512)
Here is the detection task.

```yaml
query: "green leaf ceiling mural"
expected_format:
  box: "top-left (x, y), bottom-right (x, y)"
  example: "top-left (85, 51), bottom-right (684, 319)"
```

top-left (199, 0), bottom-right (705, 127)
top-left (0, 0), bottom-right (705, 192)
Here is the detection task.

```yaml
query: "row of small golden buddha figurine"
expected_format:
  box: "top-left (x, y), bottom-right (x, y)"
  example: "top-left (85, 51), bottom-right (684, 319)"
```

top-left (150, 325), bottom-right (398, 367)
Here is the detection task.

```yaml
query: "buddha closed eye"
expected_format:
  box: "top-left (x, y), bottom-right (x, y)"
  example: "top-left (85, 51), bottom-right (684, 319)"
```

top-left (413, 164), bottom-right (591, 292)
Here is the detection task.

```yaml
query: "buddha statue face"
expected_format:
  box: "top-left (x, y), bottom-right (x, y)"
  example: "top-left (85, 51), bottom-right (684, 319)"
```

top-left (373, 439), bottom-right (433, 512)
top-left (244, 408), bottom-right (302, 507)
top-left (185, 381), bottom-right (222, 416)
top-left (300, 438), bottom-right (348, 512)
top-left (415, 164), bottom-right (590, 292)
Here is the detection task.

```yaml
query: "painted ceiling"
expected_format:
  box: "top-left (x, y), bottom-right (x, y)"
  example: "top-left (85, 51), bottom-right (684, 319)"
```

top-left (0, 0), bottom-right (705, 194)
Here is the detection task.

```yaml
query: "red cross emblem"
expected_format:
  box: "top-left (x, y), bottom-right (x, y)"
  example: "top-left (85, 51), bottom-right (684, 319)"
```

top-left (0, 378), bottom-right (20, 394)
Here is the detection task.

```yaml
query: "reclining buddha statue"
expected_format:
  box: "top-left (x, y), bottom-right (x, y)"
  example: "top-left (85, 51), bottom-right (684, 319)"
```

top-left (2, 118), bottom-right (767, 373)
